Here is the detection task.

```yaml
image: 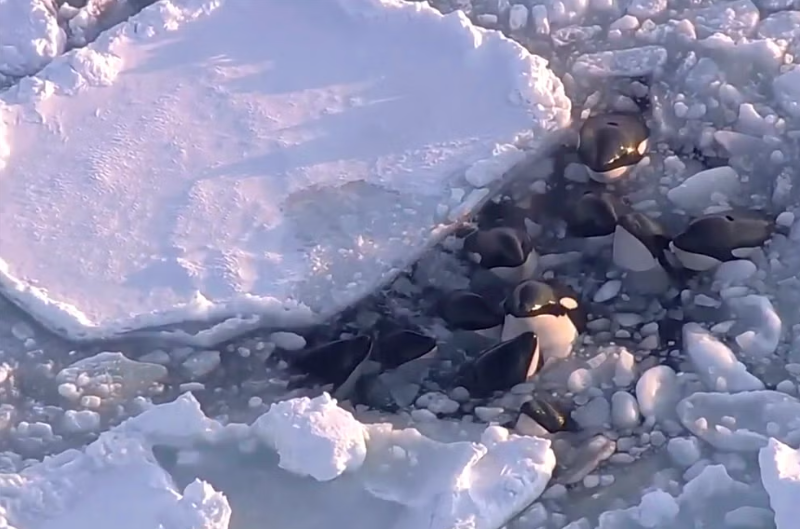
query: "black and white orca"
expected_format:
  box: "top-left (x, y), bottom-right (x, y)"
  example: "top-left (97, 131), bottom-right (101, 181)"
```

top-left (439, 290), bottom-right (505, 340)
top-left (374, 330), bottom-right (437, 370)
top-left (577, 113), bottom-right (650, 183)
top-left (612, 211), bottom-right (672, 273)
top-left (463, 226), bottom-right (538, 283)
top-left (459, 331), bottom-right (541, 397)
top-left (670, 209), bottom-right (776, 271)
top-left (565, 191), bottom-right (625, 246)
top-left (292, 335), bottom-right (375, 400)
top-left (501, 280), bottom-right (583, 363)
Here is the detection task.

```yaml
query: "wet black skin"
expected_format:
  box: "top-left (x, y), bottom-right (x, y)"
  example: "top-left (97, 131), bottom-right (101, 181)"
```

top-left (504, 280), bottom-right (587, 334)
top-left (374, 330), bottom-right (437, 370)
top-left (577, 113), bottom-right (650, 173)
top-left (460, 332), bottom-right (540, 397)
top-left (519, 398), bottom-right (580, 433)
top-left (671, 209), bottom-right (776, 263)
top-left (293, 335), bottom-right (373, 387)
top-left (565, 191), bottom-right (625, 238)
top-left (463, 226), bottom-right (533, 269)
top-left (440, 290), bottom-right (505, 331)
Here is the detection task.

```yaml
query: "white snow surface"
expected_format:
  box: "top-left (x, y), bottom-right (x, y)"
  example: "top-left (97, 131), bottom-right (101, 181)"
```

top-left (0, 0), bottom-right (64, 82)
top-left (0, 0), bottom-right (569, 341)
top-left (0, 393), bottom-right (557, 529)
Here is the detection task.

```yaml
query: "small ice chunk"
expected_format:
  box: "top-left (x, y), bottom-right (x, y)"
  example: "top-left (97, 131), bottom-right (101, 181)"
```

top-left (627, 0), bottom-right (667, 18)
top-left (508, 4), bottom-right (529, 31)
top-left (463, 145), bottom-right (525, 188)
top-left (636, 366), bottom-right (680, 422)
top-left (611, 391), bottom-right (640, 430)
top-left (613, 348), bottom-right (636, 387)
top-left (56, 352), bottom-right (167, 403)
top-left (759, 438), bottom-right (800, 529)
top-left (727, 295), bottom-right (782, 357)
top-left (677, 391), bottom-right (800, 451)
top-left (667, 437), bottom-right (702, 467)
top-left (182, 350), bottom-right (221, 380)
top-left (773, 67), bottom-right (800, 119)
top-left (474, 406), bottom-right (505, 423)
top-left (667, 166), bottom-right (740, 211)
top-left (269, 332), bottom-right (307, 351)
top-left (714, 260), bottom-right (757, 285)
top-left (557, 435), bottom-right (616, 485)
top-left (416, 392), bottom-right (460, 415)
top-left (572, 46), bottom-right (668, 79)
top-left (574, 397), bottom-right (611, 428)
top-left (594, 280), bottom-right (622, 302)
top-left (682, 323), bottom-right (764, 392)
top-left (724, 506), bottom-right (776, 529)
top-left (757, 11), bottom-right (800, 41)
top-left (615, 313), bottom-right (642, 327)
top-left (688, 0), bottom-right (759, 40)
top-left (568, 368), bottom-right (594, 393)
top-left (252, 393), bottom-right (367, 481)
top-left (776, 211), bottom-right (795, 228)
top-left (637, 490), bottom-right (680, 527)
top-left (61, 409), bottom-right (101, 434)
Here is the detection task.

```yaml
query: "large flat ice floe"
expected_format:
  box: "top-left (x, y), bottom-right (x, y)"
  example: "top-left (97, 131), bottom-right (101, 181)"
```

top-left (0, 0), bottom-right (569, 341)
top-left (0, 393), bottom-right (556, 529)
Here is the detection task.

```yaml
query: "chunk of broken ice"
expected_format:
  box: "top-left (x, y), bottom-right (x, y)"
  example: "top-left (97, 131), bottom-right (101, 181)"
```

top-left (572, 46), bottom-right (668, 79)
top-left (55, 352), bottom-right (167, 404)
top-left (678, 391), bottom-right (800, 451)
top-left (667, 166), bottom-right (741, 211)
top-left (682, 323), bottom-right (764, 392)
top-left (252, 393), bottom-right (367, 481)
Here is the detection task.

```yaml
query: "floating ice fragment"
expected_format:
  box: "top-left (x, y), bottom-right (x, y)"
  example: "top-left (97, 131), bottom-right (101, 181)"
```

top-left (687, 0), bottom-right (759, 39)
top-left (678, 391), bottom-right (800, 451)
top-left (759, 438), bottom-right (800, 529)
top-left (611, 391), bottom-right (640, 430)
top-left (682, 323), bottom-right (764, 392)
top-left (636, 365), bottom-right (680, 423)
top-left (727, 295), bottom-right (782, 357)
top-left (572, 46), bottom-right (667, 79)
top-left (252, 393), bottom-right (367, 481)
top-left (667, 166), bottom-right (740, 211)
top-left (773, 68), bottom-right (800, 119)
top-left (56, 352), bottom-right (167, 404)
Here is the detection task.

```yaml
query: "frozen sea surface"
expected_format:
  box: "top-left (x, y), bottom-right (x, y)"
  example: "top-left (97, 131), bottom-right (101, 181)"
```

top-left (3, 0), bottom-right (800, 528)
top-left (0, 0), bottom-right (569, 341)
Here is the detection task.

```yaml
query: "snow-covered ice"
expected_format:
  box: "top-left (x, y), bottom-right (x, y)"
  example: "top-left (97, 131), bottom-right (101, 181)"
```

top-left (0, 0), bottom-right (64, 83)
top-left (0, 392), bottom-right (557, 529)
top-left (5, 0), bottom-right (800, 526)
top-left (0, 0), bottom-right (568, 341)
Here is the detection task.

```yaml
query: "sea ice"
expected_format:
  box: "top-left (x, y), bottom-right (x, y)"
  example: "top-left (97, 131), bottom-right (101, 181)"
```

top-left (682, 322), bottom-right (764, 392)
top-left (727, 295), bottom-right (782, 357)
top-left (678, 390), bottom-right (800, 451)
top-left (0, 0), bottom-right (64, 82)
top-left (0, 394), bottom-right (231, 529)
top-left (760, 438), bottom-right (800, 529)
top-left (666, 166), bottom-right (741, 212)
top-left (251, 393), bottom-right (368, 482)
top-left (1, 391), bottom-right (556, 529)
top-left (0, 0), bottom-right (569, 342)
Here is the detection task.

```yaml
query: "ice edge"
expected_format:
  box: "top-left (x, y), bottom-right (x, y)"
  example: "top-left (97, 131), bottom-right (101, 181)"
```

top-left (0, 0), bottom-right (570, 344)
